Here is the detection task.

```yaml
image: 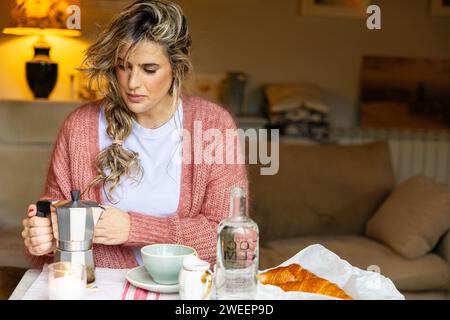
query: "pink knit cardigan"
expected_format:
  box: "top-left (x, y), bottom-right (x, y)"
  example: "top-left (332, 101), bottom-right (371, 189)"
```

top-left (26, 94), bottom-right (249, 269)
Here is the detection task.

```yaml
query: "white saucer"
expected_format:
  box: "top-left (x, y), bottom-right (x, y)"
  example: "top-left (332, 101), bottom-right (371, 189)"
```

top-left (126, 266), bottom-right (179, 294)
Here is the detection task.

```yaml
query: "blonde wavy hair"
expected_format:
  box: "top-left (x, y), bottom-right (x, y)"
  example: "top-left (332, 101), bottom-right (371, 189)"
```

top-left (81, 0), bottom-right (193, 202)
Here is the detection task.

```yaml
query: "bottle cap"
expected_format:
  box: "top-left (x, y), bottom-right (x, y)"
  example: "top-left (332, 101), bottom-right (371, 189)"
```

top-left (183, 255), bottom-right (210, 272)
top-left (230, 187), bottom-right (247, 218)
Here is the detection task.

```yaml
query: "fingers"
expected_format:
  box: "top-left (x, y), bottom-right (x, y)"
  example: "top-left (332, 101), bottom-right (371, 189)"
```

top-left (24, 234), bottom-right (54, 256)
top-left (93, 227), bottom-right (107, 238)
top-left (98, 209), bottom-right (110, 221)
top-left (23, 203), bottom-right (55, 256)
top-left (27, 204), bottom-right (37, 217)
top-left (30, 226), bottom-right (53, 237)
top-left (28, 216), bottom-right (51, 227)
top-left (22, 228), bottom-right (53, 245)
top-left (24, 238), bottom-right (32, 250)
top-left (21, 228), bottom-right (28, 239)
top-left (22, 226), bottom-right (53, 237)
top-left (94, 235), bottom-right (123, 246)
top-left (22, 217), bottom-right (49, 229)
top-left (98, 206), bottom-right (120, 221)
top-left (28, 241), bottom-right (54, 256)
top-left (93, 236), bottom-right (107, 245)
top-left (29, 234), bottom-right (53, 246)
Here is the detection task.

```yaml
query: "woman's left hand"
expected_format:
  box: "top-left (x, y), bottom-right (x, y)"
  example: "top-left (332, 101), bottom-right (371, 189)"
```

top-left (94, 206), bottom-right (130, 245)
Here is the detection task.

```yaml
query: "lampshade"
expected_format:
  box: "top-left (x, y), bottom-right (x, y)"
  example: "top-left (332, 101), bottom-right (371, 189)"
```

top-left (3, 0), bottom-right (81, 37)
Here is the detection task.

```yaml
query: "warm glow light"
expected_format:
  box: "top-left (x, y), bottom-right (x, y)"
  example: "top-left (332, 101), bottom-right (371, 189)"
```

top-left (3, 27), bottom-right (81, 37)
top-left (4, 0), bottom-right (81, 31)
top-left (0, 35), bottom-right (89, 100)
top-left (1, 0), bottom-right (83, 100)
top-left (20, 0), bottom-right (53, 18)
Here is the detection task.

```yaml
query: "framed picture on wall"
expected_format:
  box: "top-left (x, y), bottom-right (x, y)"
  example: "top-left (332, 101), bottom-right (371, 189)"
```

top-left (359, 55), bottom-right (450, 130)
top-left (430, 0), bottom-right (450, 17)
top-left (299, 0), bottom-right (371, 19)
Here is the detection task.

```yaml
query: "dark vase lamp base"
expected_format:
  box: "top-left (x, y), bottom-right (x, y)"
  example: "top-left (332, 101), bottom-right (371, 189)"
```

top-left (26, 46), bottom-right (58, 99)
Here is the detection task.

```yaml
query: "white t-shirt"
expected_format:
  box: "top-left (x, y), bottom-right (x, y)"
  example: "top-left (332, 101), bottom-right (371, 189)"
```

top-left (98, 100), bottom-right (183, 265)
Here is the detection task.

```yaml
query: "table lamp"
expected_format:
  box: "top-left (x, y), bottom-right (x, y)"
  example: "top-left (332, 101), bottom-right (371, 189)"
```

top-left (3, 0), bottom-right (81, 99)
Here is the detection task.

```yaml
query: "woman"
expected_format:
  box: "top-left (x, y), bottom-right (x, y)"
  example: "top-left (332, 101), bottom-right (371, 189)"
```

top-left (21, 0), bottom-right (248, 268)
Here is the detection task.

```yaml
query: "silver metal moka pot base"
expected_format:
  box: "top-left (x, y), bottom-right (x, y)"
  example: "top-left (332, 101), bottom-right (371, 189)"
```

top-left (55, 248), bottom-right (96, 284)
top-left (57, 240), bottom-right (92, 252)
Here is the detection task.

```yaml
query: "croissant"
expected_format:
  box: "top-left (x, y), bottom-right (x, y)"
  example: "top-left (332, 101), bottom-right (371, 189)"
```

top-left (257, 263), bottom-right (352, 300)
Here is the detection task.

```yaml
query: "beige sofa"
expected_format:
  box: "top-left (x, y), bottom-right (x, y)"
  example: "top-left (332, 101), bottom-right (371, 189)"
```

top-left (251, 140), bottom-right (450, 300)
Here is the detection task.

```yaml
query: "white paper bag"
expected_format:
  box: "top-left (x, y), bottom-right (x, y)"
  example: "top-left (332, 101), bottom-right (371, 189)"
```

top-left (256, 244), bottom-right (405, 300)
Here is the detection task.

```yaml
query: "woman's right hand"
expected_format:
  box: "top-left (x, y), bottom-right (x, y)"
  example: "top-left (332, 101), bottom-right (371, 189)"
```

top-left (22, 204), bottom-right (57, 256)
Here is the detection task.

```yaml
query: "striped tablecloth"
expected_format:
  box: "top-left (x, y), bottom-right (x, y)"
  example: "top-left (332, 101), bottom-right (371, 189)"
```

top-left (20, 266), bottom-right (180, 300)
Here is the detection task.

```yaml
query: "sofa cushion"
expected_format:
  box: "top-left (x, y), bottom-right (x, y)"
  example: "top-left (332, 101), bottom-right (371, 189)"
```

top-left (366, 175), bottom-right (450, 259)
top-left (264, 235), bottom-right (450, 292)
top-left (249, 141), bottom-right (395, 243)
top-left (437, 231), bottom-right (450, 264)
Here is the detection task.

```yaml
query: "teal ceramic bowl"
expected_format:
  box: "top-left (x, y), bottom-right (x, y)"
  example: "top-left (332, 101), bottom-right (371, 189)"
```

top-left (141, 244), bottom-right (197, 285)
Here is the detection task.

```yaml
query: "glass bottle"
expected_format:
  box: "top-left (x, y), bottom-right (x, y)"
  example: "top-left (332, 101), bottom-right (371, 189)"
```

top-left (215, 187), bottom-right (259, 300)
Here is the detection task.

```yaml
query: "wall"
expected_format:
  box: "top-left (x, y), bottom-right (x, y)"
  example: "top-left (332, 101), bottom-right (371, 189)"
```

top-left (0, 100), bottom-right (78, 268)
top-left (176, 0), bottom-right (450, 126)
top-left (0, 0), bottom-right (449, 126)
top-left (0, 100), bottom-right (79, 230)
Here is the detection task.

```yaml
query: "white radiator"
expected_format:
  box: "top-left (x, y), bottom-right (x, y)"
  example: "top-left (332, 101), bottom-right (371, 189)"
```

top-left (331, 127), bottom-right (450, 186)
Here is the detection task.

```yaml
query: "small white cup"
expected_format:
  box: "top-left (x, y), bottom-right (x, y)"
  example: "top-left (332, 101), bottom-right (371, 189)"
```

top-left (48, 262), bottom-right (86, 300)
top-left (179, 256), bottom-right (213, 300)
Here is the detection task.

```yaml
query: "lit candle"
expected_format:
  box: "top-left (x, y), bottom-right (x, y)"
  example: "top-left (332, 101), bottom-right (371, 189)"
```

top-left (48, 275), bottom-right (86, 300)
top-left (47, 262), bottom-right (87, 300)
